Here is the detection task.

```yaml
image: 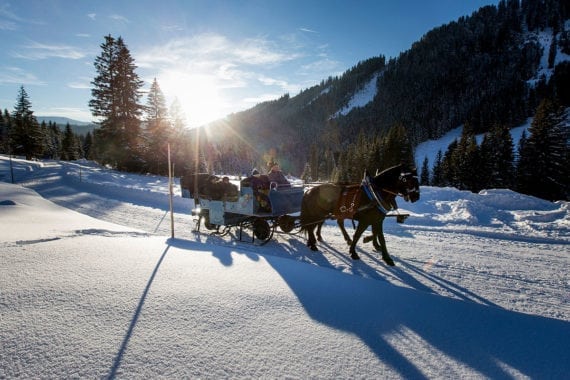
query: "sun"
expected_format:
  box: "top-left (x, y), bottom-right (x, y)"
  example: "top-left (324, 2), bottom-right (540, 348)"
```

top-left (160, 71), bottom-right (228, 128)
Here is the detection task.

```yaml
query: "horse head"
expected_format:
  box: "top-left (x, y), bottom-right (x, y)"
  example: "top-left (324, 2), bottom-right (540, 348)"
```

top-left (398, 166), bottom-right (420, 203)
top-left (371, 164), bottom-right (420, 203)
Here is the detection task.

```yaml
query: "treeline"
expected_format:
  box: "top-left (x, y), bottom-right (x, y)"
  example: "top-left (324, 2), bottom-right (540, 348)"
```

top-left (0, 87), bottom-right (91, 161)
top-left (423, 98), bottom-right (568, 201)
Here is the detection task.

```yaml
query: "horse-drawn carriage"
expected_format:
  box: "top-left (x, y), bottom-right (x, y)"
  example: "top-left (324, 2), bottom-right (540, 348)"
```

top-left (180, 173), bottom-right (304, 244)
top-left (181, 164), bottom-right (420, 265)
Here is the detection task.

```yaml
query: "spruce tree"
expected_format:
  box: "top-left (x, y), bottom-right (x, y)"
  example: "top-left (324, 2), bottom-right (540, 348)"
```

top-left (516, 98), bottom-right (568, 200)
top-left (61, 123), bottom-right (78, 161)
top-left (431, 150), bottom-right (444, 187)
top-left (144, 78), bottom-right (172, 175)
top-left (382, 123), bottom-right (415, 169)
top-left (453, 126), bottom-right (480, 191)
top-left (0, 109), bottom-right (9, 153)
top-left (441, 140), bottom-right (459, 187)
top-left (420, 156), bottom-right (430, 185)
top-left (89, 35), bottom-right (144, 171)
top-left (10, 86), bottom-right (44, 160)
top-left (167, 97), bottom-right (188, 174)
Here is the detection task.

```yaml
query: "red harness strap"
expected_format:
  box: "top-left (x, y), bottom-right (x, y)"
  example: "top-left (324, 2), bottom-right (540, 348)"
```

top-left (334, 185), bottom-right (362, 219)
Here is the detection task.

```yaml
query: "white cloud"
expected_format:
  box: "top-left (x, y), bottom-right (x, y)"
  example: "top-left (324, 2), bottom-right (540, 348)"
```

top-left (257, 74), bottom-right (289, 89)
top-left (109, 14), bottom-right (129, 23)
top-left (67, 77), bottom-right (92, 89)
top-left (12, 41), bottom-right (87, 60)
top-left (138, 33), bottom-right (298, 70)
top-left (299, 27), bottom-right (318, 33)
top-left (0, 66), bottom-right (45, 85)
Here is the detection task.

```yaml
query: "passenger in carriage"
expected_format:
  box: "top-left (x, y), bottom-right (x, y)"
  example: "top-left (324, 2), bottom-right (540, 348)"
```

top-left (267, 161), bottom-right (290, 189)
top-left (248, 168), bottom-right (271, 212)
top-left (221, 176), bottom-right (239, 200)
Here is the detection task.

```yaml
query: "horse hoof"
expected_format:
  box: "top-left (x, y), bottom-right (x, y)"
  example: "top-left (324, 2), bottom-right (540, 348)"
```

top-left (382, 256), bottom-right (395, 266)
top-left (310, 245), bottom-right (319, 252)
top-left (351, 253), bottom-right (360, 260)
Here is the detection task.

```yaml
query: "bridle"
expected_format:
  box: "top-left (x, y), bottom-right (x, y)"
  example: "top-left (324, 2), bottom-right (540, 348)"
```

top-left (372, 171), bottom-right (419, 202)
top-left (397, 171), bottom-right (420, 202)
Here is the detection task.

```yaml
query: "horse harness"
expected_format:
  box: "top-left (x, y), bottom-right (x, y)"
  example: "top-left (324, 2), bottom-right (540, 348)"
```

top-left (361, 175), bottom-right (397, 215)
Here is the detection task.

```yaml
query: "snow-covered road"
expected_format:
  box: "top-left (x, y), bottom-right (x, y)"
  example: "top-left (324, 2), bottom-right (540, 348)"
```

top-left (9, 157), bottom-right (569, 323)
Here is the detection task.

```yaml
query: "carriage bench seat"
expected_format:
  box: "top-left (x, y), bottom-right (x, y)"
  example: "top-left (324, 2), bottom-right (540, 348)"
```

top-left (267, 186), bottom-right (304, 215)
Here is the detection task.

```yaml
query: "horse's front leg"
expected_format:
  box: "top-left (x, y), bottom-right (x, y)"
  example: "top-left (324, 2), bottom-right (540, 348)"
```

top-left (348, 222), bottom-right (368, 260)
top-left (372, 218), bottom-right (394, 266)
top-left (336, 218), bottom-right (352, 245)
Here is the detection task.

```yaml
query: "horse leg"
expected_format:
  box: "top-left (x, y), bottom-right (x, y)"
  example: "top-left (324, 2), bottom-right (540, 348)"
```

top-left (373, 218), bottom-right (395, 266)
top-left (306, 224), bottom-right (319, 251)
top-left (316, 222), bottom-right (324, 242)
top-left (336, 218), bottom-right (352, 245)
top-left (348, 222), bottom-right (368, 260)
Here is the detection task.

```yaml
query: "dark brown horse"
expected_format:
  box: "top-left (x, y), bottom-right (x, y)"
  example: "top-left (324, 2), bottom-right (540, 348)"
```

top-left (300, 164), bottom-right (420, 265)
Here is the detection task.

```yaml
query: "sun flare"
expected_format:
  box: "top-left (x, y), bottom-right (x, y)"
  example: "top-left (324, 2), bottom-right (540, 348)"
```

top-left (160, 72), bottom-right (228, 128)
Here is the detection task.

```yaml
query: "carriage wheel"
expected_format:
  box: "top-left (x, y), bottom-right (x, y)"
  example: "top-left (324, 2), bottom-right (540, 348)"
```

top-left (277, 215), bottom-right (296, 233)
top-left (253, 218), bottom-right (271, 241)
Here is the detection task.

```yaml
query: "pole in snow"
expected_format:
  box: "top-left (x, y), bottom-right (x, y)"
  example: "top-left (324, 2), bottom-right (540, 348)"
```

top-left (168, 143), bottom-right (174, 238)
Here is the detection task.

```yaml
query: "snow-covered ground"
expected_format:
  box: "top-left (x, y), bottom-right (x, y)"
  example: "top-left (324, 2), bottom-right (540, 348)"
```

top-left (1, 155), bottom-right (569, 379)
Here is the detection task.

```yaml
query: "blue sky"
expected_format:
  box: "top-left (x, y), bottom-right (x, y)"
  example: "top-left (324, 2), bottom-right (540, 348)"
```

top-left (0, 0), bottom-right (498, 127)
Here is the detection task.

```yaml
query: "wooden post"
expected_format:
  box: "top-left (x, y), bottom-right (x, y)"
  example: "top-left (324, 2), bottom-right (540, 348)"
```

top-left (168, 143), bottom-right (174, 238)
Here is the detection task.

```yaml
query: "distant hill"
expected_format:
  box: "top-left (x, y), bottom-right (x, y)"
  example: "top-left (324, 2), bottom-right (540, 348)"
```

top-left (37, 116), bottom-right (97, 135)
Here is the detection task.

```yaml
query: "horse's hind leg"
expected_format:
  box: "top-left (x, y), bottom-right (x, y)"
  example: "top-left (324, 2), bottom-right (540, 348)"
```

top-left (306, 224), bottom-right (319, 251)
top-left (372, 219), bottom-right (395, 266)
top-left (316, 222), bottom-right (324, 242)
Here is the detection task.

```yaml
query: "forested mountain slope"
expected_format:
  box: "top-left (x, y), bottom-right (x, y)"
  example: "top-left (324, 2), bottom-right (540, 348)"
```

top-left (204, 0), bottom-right (569, 176)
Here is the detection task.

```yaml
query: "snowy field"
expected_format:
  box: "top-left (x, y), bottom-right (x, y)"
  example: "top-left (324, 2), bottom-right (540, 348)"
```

top-left (1, 155), bottom-right (569, 379)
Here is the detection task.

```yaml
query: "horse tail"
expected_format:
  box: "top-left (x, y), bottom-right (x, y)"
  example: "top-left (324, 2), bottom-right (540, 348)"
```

top-left (299, 190), bottom-right (311, 232)
top-left (300, 186), bottom-right (320, 231)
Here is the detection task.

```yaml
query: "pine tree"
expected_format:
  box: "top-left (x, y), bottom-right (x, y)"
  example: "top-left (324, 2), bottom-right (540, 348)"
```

top-left (10, 86), bottom-right (44, 160)
top-left (83, 131), bottom-right (93, 159)
top-left (441, 140), bottom-right (459, 187)
top-left (382, 123), bottom-right (415, 169)
top-left (144, 78), bottom-right (172, 175)
top-left (89, 35), bottom-right (144, 171)
top-left (516, 98), bottom-right (568, 200)
top-left (0, 109), bottom-right (10, 153)
top-left (453, 126), bottom-right (480, 191)
top-left (309, 144), bottom-right (318, 181)
top-left (491, 124), bottom-right (515, 189)
top-left (168, 97), bottom-right (188, 175)
top-left (61, 123), bottom-right (79, 160)
top-left (431, 150), bottom-right (444, 186)
top-left (420, 156), bottom-right (430, 185)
